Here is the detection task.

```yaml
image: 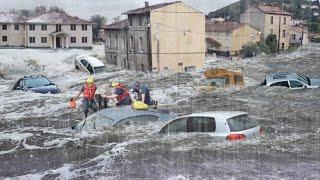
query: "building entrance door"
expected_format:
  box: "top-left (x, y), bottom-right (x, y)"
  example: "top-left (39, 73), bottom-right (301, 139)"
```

top-left (56, 37), bottom-right (61, 48)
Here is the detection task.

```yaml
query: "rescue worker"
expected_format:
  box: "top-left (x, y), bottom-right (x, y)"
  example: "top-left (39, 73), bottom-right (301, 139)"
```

top-left (95, 84), bottom-right (108, 110)
top-left (131, 81), bottom-right (157, 107)
top-left (73, 77), bottom-right (97, 118)
top-left (104, 82), bottom-right (132, 106)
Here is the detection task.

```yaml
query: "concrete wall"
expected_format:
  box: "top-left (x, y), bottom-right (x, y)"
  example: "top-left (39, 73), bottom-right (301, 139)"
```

top-left (127, 14), bottom-right (150, 71)
top-left (150, 2), bottom-right (205, 72)
top-left (105, 29), bottom-right (129, 69)
top-left (231, 25), bottom-right (261, 51)
top-left (0, 23), bottom-right (25, 47)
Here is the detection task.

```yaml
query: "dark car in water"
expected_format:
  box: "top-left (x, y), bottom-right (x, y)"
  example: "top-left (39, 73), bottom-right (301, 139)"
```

top-left (12, 75), bottom-right (61, 94)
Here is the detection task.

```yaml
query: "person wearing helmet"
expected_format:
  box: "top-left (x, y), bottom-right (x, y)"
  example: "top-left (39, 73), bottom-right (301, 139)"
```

top-left (131, 81), bottom-right (157, 107)
top-left (73, 77), bottom-right (97, 118)
top-left (104, 82), bottom-right (132, 106)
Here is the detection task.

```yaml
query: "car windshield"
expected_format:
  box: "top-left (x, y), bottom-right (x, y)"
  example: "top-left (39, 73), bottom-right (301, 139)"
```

top-left (227, 115), bottom-right (257, 132)
top-left (94, 66), bottom-right (106, 74)
top-left (298, 74), bottom-right (310, 86)
top-left (24, 77), bottom-right (51, 88)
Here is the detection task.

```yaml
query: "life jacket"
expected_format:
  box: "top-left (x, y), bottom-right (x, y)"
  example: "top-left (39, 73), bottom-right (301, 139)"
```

top-left (83, 83), bottom-right (96, 100)
top-left (116, 84), bottom-right (130, 102)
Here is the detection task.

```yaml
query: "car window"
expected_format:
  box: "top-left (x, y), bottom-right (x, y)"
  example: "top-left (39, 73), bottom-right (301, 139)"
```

top-left (297, 74), bottom-right (310, 86)
top-left (270, 81), bottom-right (289, 88)
top-left (86, 63), bottom-right (94, 74)
top-left (290, 80), bottom-right (304, 88)
top-left (227, 115), bottom-right (257, 132)
top-left (205, 78), bottom-right (227, 86)
top-left (114, 115), bottom-right (159, 128)
top-left (24, 77), bottom-right (51, 88)
top-left (94, 66), bottom-right (106, 74)
top-left (234, 75), bottom-right (243, 84)
top-left (81, 113), bottom-right (113, 129)
top-left (186, 117), bottom-right (215, 132)
top-left (80, 59), bottom-right (88, 67)
top-left (160, 118), bottom-right (187, 134)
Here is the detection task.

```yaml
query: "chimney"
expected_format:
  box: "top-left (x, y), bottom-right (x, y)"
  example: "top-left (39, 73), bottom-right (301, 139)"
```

top-left (145, 2), bottom-right (149, 7)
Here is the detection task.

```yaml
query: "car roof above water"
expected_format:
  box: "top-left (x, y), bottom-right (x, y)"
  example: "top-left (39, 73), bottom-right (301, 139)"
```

top-left (96, 106), bottom-right (175, 125)
top-left (178, 111), bottom-right (248, 120)
top-left (76, 55), bottom-right (105, 67)
top-left (266, 72), bottom-right (299, 83)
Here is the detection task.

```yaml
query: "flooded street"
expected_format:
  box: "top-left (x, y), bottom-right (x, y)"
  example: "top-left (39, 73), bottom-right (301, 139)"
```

top-left (0, 44), bottom-right (319, 179)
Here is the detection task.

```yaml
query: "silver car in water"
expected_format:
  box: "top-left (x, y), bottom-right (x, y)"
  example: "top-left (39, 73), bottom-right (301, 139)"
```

top-left (261, 73), bottom-right (320, 89)
top-left (158, 111), bottom-right (263, 141)
top-left (73, 106), bottom-right (176, 130)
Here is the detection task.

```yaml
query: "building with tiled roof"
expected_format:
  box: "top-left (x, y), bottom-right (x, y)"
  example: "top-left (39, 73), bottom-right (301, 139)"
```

top-left (0, 12), bottom-right (92, 48)
top-left (240, 5), bottom-right (292, 51)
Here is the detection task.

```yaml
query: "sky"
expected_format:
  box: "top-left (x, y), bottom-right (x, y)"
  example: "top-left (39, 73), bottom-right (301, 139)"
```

top-left (0, 0), bottom-right (239, 22)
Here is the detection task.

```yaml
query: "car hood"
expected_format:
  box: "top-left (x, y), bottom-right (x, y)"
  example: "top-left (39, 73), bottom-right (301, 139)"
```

top-left (310, 78), bottom-right (320, 87)
top-left (28, 85), bottom-right (60, 94)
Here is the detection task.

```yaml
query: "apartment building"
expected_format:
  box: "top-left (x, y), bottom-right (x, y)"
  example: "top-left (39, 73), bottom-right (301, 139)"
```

top-left (0, 12), bottom-right (92, 49)
top-left (240, 5), bottom-right (292, 50)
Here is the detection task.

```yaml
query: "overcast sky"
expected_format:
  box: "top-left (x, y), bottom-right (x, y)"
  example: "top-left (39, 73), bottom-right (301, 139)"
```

top-left (0, 0), bottom-right (238, 22)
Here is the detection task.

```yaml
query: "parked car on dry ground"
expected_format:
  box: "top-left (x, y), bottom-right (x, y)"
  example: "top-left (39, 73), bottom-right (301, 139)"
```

top-left (261, 73), bottom-right (320, 89)
top-left (158, 111), bottom-right (263, 141)
top-left (75, 55), bottom-right (106, 74)
top-left (73, 106), bottom-right (176, 130)
top-left (12, 75), bottom-right (60, 94)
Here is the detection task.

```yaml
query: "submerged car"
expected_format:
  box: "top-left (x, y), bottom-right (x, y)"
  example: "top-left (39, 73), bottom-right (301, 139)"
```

top-left (261, 73), bottom-right (320, 89)
top-left (203, 69), bottom-right (244, 87)
top-left (75, 55), bottom-right (106, 74)
top-left (158, 111), bottom-right (263, 141)
top-left (73, 106), bottom-right (176, 130)
top-left (12, 75), bottom-right (60, 94)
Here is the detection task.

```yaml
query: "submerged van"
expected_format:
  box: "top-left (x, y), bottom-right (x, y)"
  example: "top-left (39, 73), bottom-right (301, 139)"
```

top-left (203, 69), bottom-right (244, 87)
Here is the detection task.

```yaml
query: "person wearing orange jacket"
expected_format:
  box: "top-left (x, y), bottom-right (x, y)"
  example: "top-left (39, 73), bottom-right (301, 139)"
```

top-left (104, 82), bottom-right (132, 106)
top-left (73, 77), bottom-right (97, 118)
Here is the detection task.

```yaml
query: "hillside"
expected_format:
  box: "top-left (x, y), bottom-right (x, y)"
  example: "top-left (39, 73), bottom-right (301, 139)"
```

top-left (208, 0), bottom-right (320, 24)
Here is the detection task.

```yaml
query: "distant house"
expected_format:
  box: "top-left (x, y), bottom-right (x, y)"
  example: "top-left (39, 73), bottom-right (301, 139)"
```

top-left (0, 12), bottom-right (93, 49)
top-left (205, 21), bottom-right (260, 56)
top-left (102, 1), bottom-right (205, 72)
top-left (290, 25), bottom-right (309, 47)
top-left (240, 5), bottom-right (292, 51)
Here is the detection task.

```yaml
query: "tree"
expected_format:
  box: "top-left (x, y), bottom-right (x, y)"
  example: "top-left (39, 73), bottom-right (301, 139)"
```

top-left (113, 16), bottom-right (121, 23)
top-left (48, 6), bottom-right (66, 14)
top-left (239, 42), bottom-right (260, 58)
top-left (34, 6), bottom-right (47, 16)
top-left (265, 34), bottom-right (278, 53)
top-left (307, 22), bottom-right (320, 33)
top-left (90, 15), bottom-right (107, 41)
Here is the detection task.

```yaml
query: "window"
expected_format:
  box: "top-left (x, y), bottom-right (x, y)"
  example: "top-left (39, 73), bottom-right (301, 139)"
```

top-left (2, 36), bottom-right (7, 42)
top-left (282, 29), bottom-right (286, 38)
top-left (80, 59), bottom-right (88, 67)
top-left (227, 115), bottom-right (257, 132)
top-left (2, 24), bottom-right (7, 30)
top-left (281, 43), bottom-right (285, 50)
top-left (292, 34), bottom-right (296, 40)
top-left (56, 24), bottom-right (61, 32)
top-left (29, 37), bottom-right (35, 43)
top-left (114, 115), bottom-right (159, 128)
top-left (283, 17), bottom-right (286, 25)
top-left (70, 24), bottom-right (76, 31)
top-left (41, 37), bottom-right (47, 43)
top-left (41, 24), bottom-right (47, 31)
top-left (86, 63), bottom-right (94, 74)
top-left (270, 81), bottom-right (289, 88)
top-left (82, 24), bottom-right (87, 30)
top-left (115, 36), bottom-right (118, 49)
top-left (289, 81), bottom-right (304, 88)
top-left (130, 36), bottom-right (134, 50)
top-left (138, 15), bottom-right (143, 26)
top-left (270, 29), bottom-right (273, 34)
top-left (70, 37), bottom-right (76, 43)
top-left (14, 24), bottom-right (19, 30)
top-left (139, 37), bottom-right (143, 51)
top-left (129, 18), bottom-right (133, 26)
top-left (160, 117), bottom-right (216, 134)
top-left (234, 75), bottom-right (243, 84)
top-left (82, 37), bottom-right (88, 43)
top-left (270, 16), bottom-right (273, 24)
top-left (29, 24), bottom-right (35, 30)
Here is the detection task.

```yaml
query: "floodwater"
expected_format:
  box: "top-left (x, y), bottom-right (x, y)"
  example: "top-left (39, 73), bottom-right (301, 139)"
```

top-left (0, 44), bottom-right (319, 179)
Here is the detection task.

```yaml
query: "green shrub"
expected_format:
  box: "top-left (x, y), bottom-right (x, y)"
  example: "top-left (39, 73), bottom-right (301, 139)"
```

top-left (239, 42), bottom-right (260, 58)
top-left (266, 34), bottom-right (278, 53)
top-left (257, 41), bottom-right (272, 55)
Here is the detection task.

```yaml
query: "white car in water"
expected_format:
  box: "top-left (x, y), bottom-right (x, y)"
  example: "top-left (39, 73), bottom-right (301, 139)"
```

top-left (158, 111), bottom-right (263, 141)
top-left (75, 55), bottom-right (106, 74)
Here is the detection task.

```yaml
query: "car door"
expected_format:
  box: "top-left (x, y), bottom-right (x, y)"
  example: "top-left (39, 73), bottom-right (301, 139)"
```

top-left (270, 81), bottom-right (289, 88)
top-left (289, 80), bottom-right (305, 89)
top-left (159, 117), bottom-right (187, 134)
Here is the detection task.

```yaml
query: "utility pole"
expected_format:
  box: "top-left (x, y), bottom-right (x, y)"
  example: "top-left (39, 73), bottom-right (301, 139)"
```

top-left (156, 23), bottom-right (160, 72)
top-left (277, 16), bottom-right (281, 52)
